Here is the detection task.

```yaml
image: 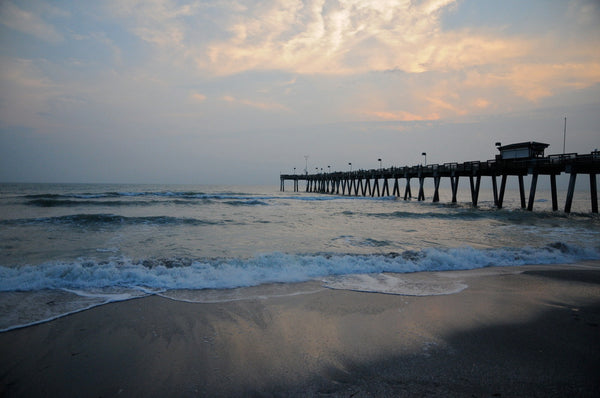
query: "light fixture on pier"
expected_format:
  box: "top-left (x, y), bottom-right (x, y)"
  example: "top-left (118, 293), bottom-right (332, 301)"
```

top-left (348, 162), bottom-right (352, 171)
top-left (304, 155), bottom-right (309, 175)
top-left (378, 158), bottom-right (382, 170)
top-left (421, 152), bottom-right (427, 166)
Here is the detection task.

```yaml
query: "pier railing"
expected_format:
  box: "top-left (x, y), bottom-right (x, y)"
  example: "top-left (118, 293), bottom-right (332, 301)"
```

top-left (280, 151), bottom-right (600, 213)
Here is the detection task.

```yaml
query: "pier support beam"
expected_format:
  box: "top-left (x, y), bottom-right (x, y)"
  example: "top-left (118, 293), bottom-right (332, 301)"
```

top-left (565, 172), bottom-right (577, 213)
top-left (393, 178), bottom-right (400, 197)
top-left (450, 176), bottom-right (459, 203)
top-left (469, 175), bottom-right (481, 207)
top-left (527, 173), bottom-right (538, 211)
top-left (591, 174), bottom-right (598, 213)
top-left (361, 179), bottom-right (368, 196)
top-left (418, 177), bottom-right (425, 201)
top-left (373, 178), bottom-right (380, 197)
top-left (518, 175), bottom-right (526, 208)
top-left (550, 174), bottom-right (558, 211)
top-left (433, 176), bottom-right (441, 202)
top-left (491, 174), bottom-right (499, 207)
top-left (383, 178), bottom-right (390, 196)
top-left (404, 179), bottom-right (412, 200)
top-left (497, 175), bottom-right (508, 209)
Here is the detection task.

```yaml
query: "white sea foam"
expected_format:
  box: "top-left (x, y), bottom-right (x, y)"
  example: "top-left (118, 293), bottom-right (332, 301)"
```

top-left (1, 244), bottom-right (598, 332)
top-left (1, 244), bottom-right (598, 293)
top-left (0, 288), bottom-right (150, 332)
top-left (322, 273), bottom-right (468, 296)
top-left (157, 282), bottom-right (324, 303)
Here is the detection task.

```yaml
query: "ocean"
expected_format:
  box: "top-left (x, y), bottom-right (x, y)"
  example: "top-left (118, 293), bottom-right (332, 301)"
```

top-left (1, 182), bottom-right (599, 332)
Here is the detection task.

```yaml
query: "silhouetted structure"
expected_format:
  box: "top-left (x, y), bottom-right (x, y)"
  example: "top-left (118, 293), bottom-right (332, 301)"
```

top-left (280, 144), bottom-right (599, 213)
top-left (496, 141), bottom-right (549, 160)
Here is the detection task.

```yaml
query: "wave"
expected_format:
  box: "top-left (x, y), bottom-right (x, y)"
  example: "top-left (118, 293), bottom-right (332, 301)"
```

top-left (21, 190), bottom-right (274, 200)
top-left (366, 207), bottom-right (599, 222)
top-left (2, 242), bottom-right (598, 293)
top-left (368, 210), bottom-right (487, 220)
top-left (223, 199), bottom-right (270, 206)
top-left (24, 198), bottom-right (217, 207)
top-left (1, 243), bottom-right (598, 332)
top-left (26, 199), bottom-right (163, 207)
top-left (1, 214), bottom-right (229, 227)
top-left (23, 191), bottom-right (206, 199)
top-left (20, 190), bottom-right (395, 203)
top-left (20, 191), bottom-right (278, 208)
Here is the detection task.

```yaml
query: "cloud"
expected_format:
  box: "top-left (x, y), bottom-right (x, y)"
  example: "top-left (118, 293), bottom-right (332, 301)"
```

top-left (3, 0), bottom-right (600, 141)
top-left (473, 98), bottom-right (490, 109)
top-left (567, 0), bottom-right (600, 27)
top-left (221, 95), bottom-right (289, 111)
top-left (0, 1), bottom-right (64, 43)
top-left (197, 0), bottom-right (463, 75)
top-left (103, 0), bottom-right (600, 111)
top-left (0, 57), bottom-right (60, 130)
top-left (108, 0), bottom-right (196, 48)
top-left (360, 110), bottom-right (440, 122)
top-left (190, 92), bottom-right (207, 102)
top-left (504, 63), bottom-right (599, 101)
top-left (464, 61), bottom-right (600, 102)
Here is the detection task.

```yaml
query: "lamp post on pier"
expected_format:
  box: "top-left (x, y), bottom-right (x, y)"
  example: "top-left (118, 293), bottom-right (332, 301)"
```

top-left (348, 162), bottom-right (352, 172)
top-left (422, 152), bottom-right (427, 166)
top-left (304, 155), bottom-right (309, 175)
top-left (378, 158), bottom-right (382, 170)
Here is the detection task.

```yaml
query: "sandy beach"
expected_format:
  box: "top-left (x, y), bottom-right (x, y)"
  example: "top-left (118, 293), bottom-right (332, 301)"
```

top-left (1, 262), bottom-right (599, 397)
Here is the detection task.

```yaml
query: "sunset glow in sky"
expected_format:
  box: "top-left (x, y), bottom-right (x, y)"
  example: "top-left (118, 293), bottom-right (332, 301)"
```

top-left (1, 0), bottom-right (599, 184)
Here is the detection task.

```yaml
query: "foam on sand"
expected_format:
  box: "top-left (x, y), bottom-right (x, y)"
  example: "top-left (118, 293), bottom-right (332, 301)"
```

top-left (322, 272), bottom-right (468, 296)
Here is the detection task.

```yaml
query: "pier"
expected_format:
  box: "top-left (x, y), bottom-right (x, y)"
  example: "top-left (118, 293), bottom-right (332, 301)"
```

top-left (280, 143), bottom-right (600, 213)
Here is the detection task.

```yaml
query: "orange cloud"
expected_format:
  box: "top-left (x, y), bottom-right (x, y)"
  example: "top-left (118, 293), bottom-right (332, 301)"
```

top-left (464, 61), bottom-right (600, 101)
top-left (473, 98), bottom-right (491, 109)
top-left (360, 110), bottom-right (440, 122)
top-left (425, 96), bottom-right (468, 116)
top-left (221, 95), bottom-right (289, 111)
top-left (190, 92), bottom-right (207, 102)
top-left (198, 0), bottom-right (460, 76)
top-left (507, 63), bottom-right (600, 101)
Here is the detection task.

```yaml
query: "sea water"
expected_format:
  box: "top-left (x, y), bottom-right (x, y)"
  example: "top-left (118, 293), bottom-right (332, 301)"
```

top-left (1, 182), bottom-right (599, 331)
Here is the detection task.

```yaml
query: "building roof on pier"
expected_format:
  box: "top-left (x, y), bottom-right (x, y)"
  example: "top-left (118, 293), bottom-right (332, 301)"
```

top-left (496, 141), bottom-right (550, 159)
top-left (497, 142), bottom-right (549, 151)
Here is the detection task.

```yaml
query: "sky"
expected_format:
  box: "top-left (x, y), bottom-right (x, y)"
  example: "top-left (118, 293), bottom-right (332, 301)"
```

top-left (0, 0), bottom-right (599, 185)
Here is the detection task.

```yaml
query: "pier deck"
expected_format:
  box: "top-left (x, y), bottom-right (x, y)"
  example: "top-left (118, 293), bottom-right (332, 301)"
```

top-left (280, 151), bottom-right (600, 213)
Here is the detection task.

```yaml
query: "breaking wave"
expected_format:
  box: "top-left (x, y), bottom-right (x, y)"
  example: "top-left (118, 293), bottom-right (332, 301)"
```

top-left (1, 242), bottom-right (598, 332)
top-left (2, 243), bottom-right (598, 293)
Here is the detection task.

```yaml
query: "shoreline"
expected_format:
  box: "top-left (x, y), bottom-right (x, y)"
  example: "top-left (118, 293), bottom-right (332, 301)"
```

top-left (1, 261), bottom-right (599, 397)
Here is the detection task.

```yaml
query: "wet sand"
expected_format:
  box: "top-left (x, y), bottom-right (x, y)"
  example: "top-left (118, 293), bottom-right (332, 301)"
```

top-left (1, 262), bottom-right (599, 397)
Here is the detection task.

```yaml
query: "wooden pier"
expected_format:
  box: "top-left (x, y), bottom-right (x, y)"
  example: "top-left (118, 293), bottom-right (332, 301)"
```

top-left (280, 146), bottom-right (600, 213)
